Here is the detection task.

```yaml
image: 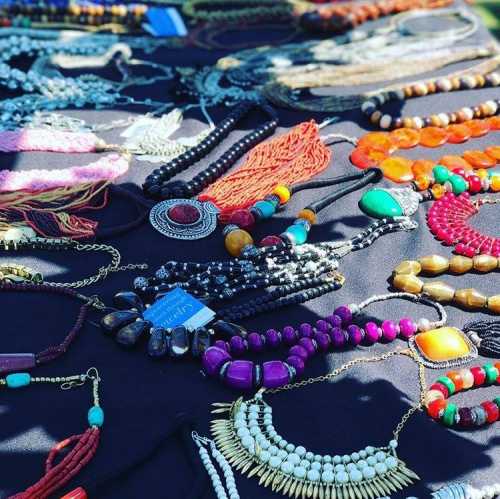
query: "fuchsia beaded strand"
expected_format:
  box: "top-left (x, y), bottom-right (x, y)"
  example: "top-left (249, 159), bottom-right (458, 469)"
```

top-left (201, 293), bottom-right (446, 390)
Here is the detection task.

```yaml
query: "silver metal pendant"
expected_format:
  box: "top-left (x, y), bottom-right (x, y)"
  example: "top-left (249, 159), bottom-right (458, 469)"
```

top-left (149, 199), bottom-right (219, 240)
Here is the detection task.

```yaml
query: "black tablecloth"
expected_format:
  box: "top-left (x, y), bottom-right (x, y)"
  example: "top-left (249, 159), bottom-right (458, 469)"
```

top-left (1, 4), bottom-right (499, 498)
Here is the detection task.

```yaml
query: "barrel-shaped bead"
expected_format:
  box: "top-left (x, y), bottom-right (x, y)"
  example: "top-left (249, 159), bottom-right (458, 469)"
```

top-left (6, 372), bottom-right (31, 388)
top-left (88, 406), bottom-right (104, 427)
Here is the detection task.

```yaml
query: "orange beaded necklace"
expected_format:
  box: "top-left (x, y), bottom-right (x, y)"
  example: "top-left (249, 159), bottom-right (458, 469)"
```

top-left (350, 117), bottom-right (500, 185)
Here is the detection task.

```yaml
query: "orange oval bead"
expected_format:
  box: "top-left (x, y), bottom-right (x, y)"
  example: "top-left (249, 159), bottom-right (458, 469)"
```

top-left (464, 119), bottom-right (490, 137)
top-left (225, 229), bottom-right (253, 257)
top-left (412, 159), bottom-right (436, 177)
top-left (414, 174), bottom-right (431, 190)
top-left (485, 146), bottom-right (500, 162)
top-left (445, 124), bottom-right (472, 144)
top-left (419, 127), bottom-right (449, 148)
top-left (357, 132), bottom-right (395, 153)
top-left (487, 116), bottom-right (500, 130)
top-left (446, 371), bottom-right (464, 392)
top-left (350, 147), bottom-right (388, 169)
top-left (463, 150), bottom-right (496, 169)
top-left (431, 183), bottom-right (447, 199)
top-left (389, 128), bottom-right (420, 149)
top-left (379, 156), bottom-right (414, 183)
top-left (439, 155), bottom-right (473, 171)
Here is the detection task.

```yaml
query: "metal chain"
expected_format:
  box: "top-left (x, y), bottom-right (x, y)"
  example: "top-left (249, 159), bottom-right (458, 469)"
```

top-left (46, 243), bottom-right (147, 289)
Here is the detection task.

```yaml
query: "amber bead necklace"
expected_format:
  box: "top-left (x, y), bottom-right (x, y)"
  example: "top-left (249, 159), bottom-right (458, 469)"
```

top-left (350, 117), bottom-right (499, 184)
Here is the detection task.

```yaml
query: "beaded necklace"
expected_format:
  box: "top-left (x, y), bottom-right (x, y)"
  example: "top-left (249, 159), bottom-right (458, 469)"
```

top-left (432, 482), bottom-right (500, 498)
top-left (199, 350), bottom-right (425, 499)
top-left (2, 367), bottom-right (103, 499)
top-left (0, 281), bottom-right (105, 374)
top-left (98, 218), bottom-right (417, 355)
top-left (425, 362), bottom-right (499, 428)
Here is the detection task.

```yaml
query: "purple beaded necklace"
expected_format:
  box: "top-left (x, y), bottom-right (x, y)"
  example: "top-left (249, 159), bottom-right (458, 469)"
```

top-left (201, 292), bottom-right (447, 390)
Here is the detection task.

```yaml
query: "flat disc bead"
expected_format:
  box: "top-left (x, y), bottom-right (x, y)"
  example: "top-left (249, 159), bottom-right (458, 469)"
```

top-left (457, 368), bottom-right (474, 389)
top-left (389, 128), bottom-right (420, 148)
top-left (446, 124), bottom-right (472, 143)
top-left (419, 127), bottom-right (449, 147)
top-left (412, 159), bottom-right (436, 177)
top-left (485, 146), bottom-right (500, 161)
top-left (427, 398), bottom-right (447, 418)
top-left (439, 155), bottom-right (473, 171)
top-left (442, 402), bottom-right (457, 426)
top-left (350, 147), bottom-right (387, 169)
top-left (379, 156), bottom-right (414, 183)
top-left (481, 401), bottom-right (499, 423)
top-left (357, 132), bottom-right (395, 153)
top-left (465, 119), bottom-right (490, 137)
top-left (488, 116), bottom-right (500, 129)
top-left (463, 150), bottom-right (496, 169)
top-left (470, 366), bottom-right (486, 385)
top-left (445, 371), bottom-right (464, 391)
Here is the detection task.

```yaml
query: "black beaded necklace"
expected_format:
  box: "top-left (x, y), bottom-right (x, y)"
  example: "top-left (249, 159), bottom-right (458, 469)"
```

top-left (142, 101), bottom-right (279, 200)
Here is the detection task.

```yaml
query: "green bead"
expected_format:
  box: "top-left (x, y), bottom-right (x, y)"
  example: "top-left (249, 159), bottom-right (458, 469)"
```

top-left (285, 224), bottom-right (308, 245)
top-left (437, 376), bottom-right (455, 395)
top-left (442, 402), bottom-right (457, 426)
top-left (483, 363), bottom-right (499, 384)
top-left (358, 189), bottom-right (403, 219)
top-left (254, 201), bottom-right (276, 219)
top-left (449, 174), bottom-right (468, 194)
top-left (88, 406), bottom-right (104, 427)
top-left (493, 397), bottom-right (500, 409)
top-left (432, 165), bottom-right (451, 184)
top-left (6, 373), bottom-right (31, 388)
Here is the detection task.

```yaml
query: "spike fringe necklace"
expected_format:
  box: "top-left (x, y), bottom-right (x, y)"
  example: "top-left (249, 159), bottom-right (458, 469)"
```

top-left (201, 350), bottom-right (424, 499)
top-left (3, 367), bottom-right (103, 499)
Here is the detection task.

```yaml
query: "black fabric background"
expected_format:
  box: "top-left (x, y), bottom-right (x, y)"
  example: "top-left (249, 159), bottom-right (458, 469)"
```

top-left (0, 4), bottom-right (499, 498)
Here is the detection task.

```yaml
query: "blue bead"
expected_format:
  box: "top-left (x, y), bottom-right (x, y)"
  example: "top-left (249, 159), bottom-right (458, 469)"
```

top-left (285, 224), bottom-right (308, 245)
top-left (88, 406), bottom-right (104, 427)
top-left (253, 201), bottom-right (276, 219)
top-left (6, 373), bottom-right (31, 388)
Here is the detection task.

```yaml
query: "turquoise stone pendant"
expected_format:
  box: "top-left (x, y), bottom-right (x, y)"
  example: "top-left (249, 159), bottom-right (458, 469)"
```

top-left (359, 188), bottom-right (421, 219)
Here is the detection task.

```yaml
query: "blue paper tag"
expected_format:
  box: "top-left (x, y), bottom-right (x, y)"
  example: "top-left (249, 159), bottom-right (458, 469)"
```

top-left (143, 288), bottom-right (215, 331)
top-left (144, 7), bottom-right (187, 37)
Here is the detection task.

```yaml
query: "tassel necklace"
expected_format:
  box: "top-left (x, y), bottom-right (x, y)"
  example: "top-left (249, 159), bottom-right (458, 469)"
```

top-left (3, 367), bottom-right (103, 499)
top-left (199, 349), bottom-right (424, 499)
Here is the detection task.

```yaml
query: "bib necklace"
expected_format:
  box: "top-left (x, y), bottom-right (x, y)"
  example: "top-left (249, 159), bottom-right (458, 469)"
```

top-left (3, 367), bottom-right (103, 499)
top-left (425, 362), bottom-right (499, 428)
top-left (201, 350), bottom-right (424, 499)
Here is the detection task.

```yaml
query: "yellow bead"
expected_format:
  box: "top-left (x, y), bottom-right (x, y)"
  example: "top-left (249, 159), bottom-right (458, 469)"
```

top-left (454, 288), bottom-right (487, 309)
top-left (224, 229), bottom-right (253, 257)
top-left (487, 295), bottom-right (500, 313)
top-left (392, 274), bottom-right (424, 293)
top-left (418, 255), bottom-right (449, 275)
top-left (393, 260), bottom-right (421, 275)
top-left (476, 168), bottom-right (489, 180)
top-left (448, 255), bottom-right (473, 274)
top-left (431, 183), bottom-right (447, 199)
top-left (414, 327), bottom-right (471, 362)
top-left (297, 209), bottom-right (317, 225)
top-left (273, 185), bottom-right (291, 204)
top-left (422, 281), bottom-right (455, 302)
top-left (472, 254), bottom-right (498, 272)
top-left (414, 174), bottom-right (431, 190)
top-left (491, 175), bottom-right (500, 192)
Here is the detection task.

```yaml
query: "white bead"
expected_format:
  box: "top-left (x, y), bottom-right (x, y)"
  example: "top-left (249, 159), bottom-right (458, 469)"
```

top-left (417, 318), bottom-right (431, 331)
top-left (413, 117), bottom-right (424, 129)
top-left (438, 113), bottom-right (450, 126)
top-left (379, 115), bottom-right (392, 129)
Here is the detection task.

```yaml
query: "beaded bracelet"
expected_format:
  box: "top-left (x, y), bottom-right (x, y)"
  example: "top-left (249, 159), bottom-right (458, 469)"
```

top-left (361, 69), bottom-right (500, 130)
top-left (202, 292), bottom-right (447, 390)
top-left (0, 281), bottom-right (105, 374)
top-left (425, 362), bottom-right (500, 428)
top-left (2, 367), bottom-right (103, 498)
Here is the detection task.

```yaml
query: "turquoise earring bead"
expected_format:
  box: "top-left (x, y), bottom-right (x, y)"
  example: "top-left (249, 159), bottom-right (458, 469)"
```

top-left (432, 165), bottom-right (450, 184)
top-left (6, 372), bottom-right (31, 388)
top-left (284, 224), bottom-right (308, 245)
top-left (88, 406), bottom-right (104, 427)
top-left (254, 201), bottom-right (276, 218)
top-left (358, 189), bottom-right (403, 218)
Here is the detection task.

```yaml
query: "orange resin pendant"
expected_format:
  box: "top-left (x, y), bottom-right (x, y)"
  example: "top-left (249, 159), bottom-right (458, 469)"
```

top-left (445, 124), bottom-right (471, 144)
top-left (419, 127), bottom-right (448, 148)
top-left (379, 157), bottom-right (414, 183)
top-left (465, 119), bottom-right (490, 137)
top-left (390, 128), bottom-right (420, 149)
top-left (463, 150), bottom-right (497, 169)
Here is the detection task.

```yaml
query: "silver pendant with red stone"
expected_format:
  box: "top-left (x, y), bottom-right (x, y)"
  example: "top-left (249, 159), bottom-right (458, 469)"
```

top-left (149, 199), bottom-right (219, 240)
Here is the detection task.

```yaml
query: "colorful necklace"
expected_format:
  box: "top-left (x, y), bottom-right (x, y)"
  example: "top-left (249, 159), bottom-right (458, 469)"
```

top-left (350, 118), bottom-right (499, 184)
top-left (428, 194), bottom-right (500, 257)
top-left (425, 362), bottom-right (499, 428)
top-left (2, 367), bottom-right (103, 499)
top-left (361, 66), bottom-right (500, 130)
top-left (392, 253), bottom-right (500, 310)
top-left (0, 280), bottom-right (105, 374)
top-left (202, 292), bottom-right (446, 390)
top-left (219, 168), bottom-right (382, 257)
top-left (201, 350), bottom-right (424, 499)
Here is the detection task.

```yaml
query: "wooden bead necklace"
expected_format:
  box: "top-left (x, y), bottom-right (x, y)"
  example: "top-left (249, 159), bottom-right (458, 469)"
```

top-left (2, 367), bottom-right (103, 499)
top-left (0, 280), bottom-right (106, 375)
top-left (425, 362), bottom-right (499, 428)
top-left (428, 193), bottom-right (500, 257)
top-left (299, 0), bottom-right (452, 34)
top-left (392, 253), bottom-right (500, 312)
top-left (220, 168), bottom-right (382, 257)
top-left (350, 117), bottom-right (500, 183)
top-left (361, 68), bottom-right (500, 130)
